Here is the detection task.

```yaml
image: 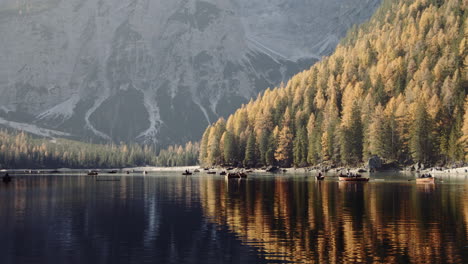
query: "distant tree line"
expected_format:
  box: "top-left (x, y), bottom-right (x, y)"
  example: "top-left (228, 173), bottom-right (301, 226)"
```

top-left (0, 130), bottom-right (199, 169)
top-left (0, 130), bottom-right (158, 169)
top-left (199, 0), bottom-right (468, 168)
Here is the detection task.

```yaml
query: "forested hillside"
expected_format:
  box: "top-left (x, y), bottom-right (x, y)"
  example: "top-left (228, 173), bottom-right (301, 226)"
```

top-left (0, 130), bottom-right (199, 169)
top-left (200, 0), bottom-right (467, 168)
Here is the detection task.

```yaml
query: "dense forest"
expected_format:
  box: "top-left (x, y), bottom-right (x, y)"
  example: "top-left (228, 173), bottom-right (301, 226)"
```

top-left (200, 0), bottom-right (467, 168)
top-left (153, 142), bottom-right (200, 167)
top-left (0, 130), bottom-right (199, 169)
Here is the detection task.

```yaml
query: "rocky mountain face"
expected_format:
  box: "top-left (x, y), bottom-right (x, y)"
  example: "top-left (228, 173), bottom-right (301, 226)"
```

top-left (0, 0), bottom-right (381, 146)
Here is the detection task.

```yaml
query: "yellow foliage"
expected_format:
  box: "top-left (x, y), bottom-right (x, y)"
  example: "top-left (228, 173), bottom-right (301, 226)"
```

top-left (199, 0), bottom-right (466, 166)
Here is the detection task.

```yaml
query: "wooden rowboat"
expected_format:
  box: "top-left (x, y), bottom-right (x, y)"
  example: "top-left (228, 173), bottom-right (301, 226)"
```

top-left (338, 176), bottom-right (369, 182)
top-left (416, 177), bottom-right (435, 184)
top-left (226, 173), bottom-right (240, 179)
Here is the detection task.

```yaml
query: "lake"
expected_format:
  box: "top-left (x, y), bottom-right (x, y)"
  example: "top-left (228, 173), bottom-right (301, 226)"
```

top-left (0, 172), bottom-right (467, 263)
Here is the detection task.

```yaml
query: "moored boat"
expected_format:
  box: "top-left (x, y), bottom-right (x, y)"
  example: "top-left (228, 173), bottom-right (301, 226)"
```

top-left (416, 174), bottom-right (435, 184)
top-left (338, 173), bottom-right (369, 182)
top-left (225, 172), bottom-right (247, 179)
top-left (265, 166), bottom-right (279, 172)
top-left (87, 170), bottom-right (98, 176)
top-left (219, 171), bottom-right (227, 175)
top-left (226, 173), bottom-right (240, 179)
top-left (316, 172), bottom-right (324, 180)
top-left (338, 176), bottom-right (369, 182)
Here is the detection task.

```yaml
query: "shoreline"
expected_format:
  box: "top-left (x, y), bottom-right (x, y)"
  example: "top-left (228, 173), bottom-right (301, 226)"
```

top-left (2, 166), bottom-right (467, 176)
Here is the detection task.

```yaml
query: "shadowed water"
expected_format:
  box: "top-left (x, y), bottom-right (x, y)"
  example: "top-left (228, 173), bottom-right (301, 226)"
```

top-left (0, 172), bottom-right (467, 263)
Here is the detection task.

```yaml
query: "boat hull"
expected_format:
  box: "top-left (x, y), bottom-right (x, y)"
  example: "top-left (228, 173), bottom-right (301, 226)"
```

top-left (338, 177), bottom-right (369, 182)
top-left (226, 173), bottom-right (244, 179)
top-left (416, 177), bottom-right (435, 184)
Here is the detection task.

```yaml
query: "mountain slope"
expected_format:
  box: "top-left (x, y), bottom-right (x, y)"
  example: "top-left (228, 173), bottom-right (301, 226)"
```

top-left (0, 0), bottom-right (381, 146)
top-left (200, 0), bottom-right (467, 167)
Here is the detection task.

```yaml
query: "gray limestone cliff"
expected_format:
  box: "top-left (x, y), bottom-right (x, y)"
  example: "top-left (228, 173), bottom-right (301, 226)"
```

top-left (0, 0), bottom-right (381, 145)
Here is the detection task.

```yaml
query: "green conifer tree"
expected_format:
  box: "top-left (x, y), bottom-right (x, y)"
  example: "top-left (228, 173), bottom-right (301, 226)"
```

top-left (244, 132), bottom-right (258, 167)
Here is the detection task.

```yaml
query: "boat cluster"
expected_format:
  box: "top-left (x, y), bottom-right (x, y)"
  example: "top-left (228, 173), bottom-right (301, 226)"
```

top-left (1, 167), bottom-right (437, 185)
top-left (225, 172), bottom-right (247, 179)
top-left (182, 168), bottom-right (249, 179)
top-left (87, 169), bottom-right (148, 176)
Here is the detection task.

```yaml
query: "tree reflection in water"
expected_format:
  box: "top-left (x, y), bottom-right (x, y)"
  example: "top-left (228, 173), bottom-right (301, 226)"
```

top-left (199, 175), bottom-right (468, 263)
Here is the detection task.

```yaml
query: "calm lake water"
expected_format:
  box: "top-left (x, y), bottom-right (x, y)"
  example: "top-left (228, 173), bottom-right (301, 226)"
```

top-left (0, 172), bottom-right (467, 264)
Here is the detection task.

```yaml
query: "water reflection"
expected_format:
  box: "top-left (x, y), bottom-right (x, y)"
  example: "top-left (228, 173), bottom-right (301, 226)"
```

top-left (0, 174), bottom-right (467, 263)
top-left (199, 175), bottom-right (468, 263)
top-left (0, 175), bottom-right (267, 264)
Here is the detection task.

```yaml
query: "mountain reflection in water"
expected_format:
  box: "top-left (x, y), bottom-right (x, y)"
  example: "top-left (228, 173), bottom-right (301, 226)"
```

top-left (0, 173), bottom-right (467, 264)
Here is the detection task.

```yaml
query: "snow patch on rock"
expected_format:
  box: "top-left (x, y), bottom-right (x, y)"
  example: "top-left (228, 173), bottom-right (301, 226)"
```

top-left (0, 117), bottom-right (70, 138)
top-left (37, 95), bottom-right (79, 121)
